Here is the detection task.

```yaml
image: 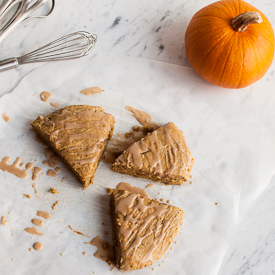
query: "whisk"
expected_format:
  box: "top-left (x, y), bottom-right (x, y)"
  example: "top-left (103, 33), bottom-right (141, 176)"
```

top-left (0, 31), bottom-right (97, 72)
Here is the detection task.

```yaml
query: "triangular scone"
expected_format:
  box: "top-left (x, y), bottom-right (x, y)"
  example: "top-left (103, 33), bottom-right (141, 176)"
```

top-left (31, 105), bottom-right (115, 189)
top-left (110, 189), bottom-right (184, 271)
top-left (112, 122), bottom-right (193, 185)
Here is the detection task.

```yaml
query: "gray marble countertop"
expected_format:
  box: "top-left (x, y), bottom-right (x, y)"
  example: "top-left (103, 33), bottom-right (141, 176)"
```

top-left (0, 0), bottom-right (275, 274)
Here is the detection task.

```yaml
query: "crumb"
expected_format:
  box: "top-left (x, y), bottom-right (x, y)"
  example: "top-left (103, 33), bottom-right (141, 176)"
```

top-left (83, 252), bottom-right (87, 256)
top-left (52, 201), bottom-right (59, 210)
top-left (29, 248), bottom-right (32, 251)
top-left (167, 200), bottom-right (171, 203)
top-left (61, 176), bottom-right (67, 182)
top-left (174, 241), bottom-right (178, 244)
top-left (159, 264), bottom-right (161, 267)
top-left (110, 268), bottom-right (114, 272)
top-left (60, 231), bottom-right (63, 233)
top-left (12, 259), bottom-right (14, 261)
top-left (190, 175), bottom-right (193, 178)
top-left (61, 253), bottom-right (63, 256)
top-left (8, 211), bottom-right (12, 215)
top-left (190, 181), bottom-right (193, 184)
top-left (104, 230), bottom-right (108, 235)
top-left (152, 268), bottom-right (155, 271)
top-left (11, 234), bottom-right (14, 236)
top-left (93, 272), bottom-right (96, 274)
top-left (23, 194), bottom-right (31, 199)
top-left (122, 177), bottom-right (124, 179)
top-left (215, 203), bottom-right (217, 205)
top-left (170, 248), bottom-right (173, 250)
top-left (102, 222), bottom-right (106, 226)
top-left (49, 188), bottom-right (58, 194)
top-left (180, 233), bottom-right (182, 235)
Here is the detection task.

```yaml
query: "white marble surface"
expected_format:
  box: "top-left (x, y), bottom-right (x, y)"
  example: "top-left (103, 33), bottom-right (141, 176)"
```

top-left (0, 0), bottom-right (275, 274)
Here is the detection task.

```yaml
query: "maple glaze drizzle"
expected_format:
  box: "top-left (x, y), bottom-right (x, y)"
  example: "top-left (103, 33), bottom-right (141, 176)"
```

top-left (116, 182), bottom-right (149, 198)
top-left (2, 113), bottom-right (10, 122)
top-left (1, 216), bottom-right (8, 226)
top-left (125, 106), bottom-right (159, 130)
top-left (47, 169), bottom-right (58, 177)
top-left (32, 219), bottom-right (44, 227)
top-left (33, 242), bottom-right (43, 251)
top-left (0, 157), bottom-right (28, 178)
top-left (40, 91), bottom-right (52, 102)
top-left (50, 102), bottom-right (60, 108)
top-left (145, 183), bottom-right (154, 189)
top-left (26, 163), bottom-right (33, 170)
top-left (115, 192), bottom-right (181, 268)
top-left (43, 148), bottom-right (58, 168)
top-left (84, 236), bottom-right (115, 267)
top-left (41, 109), bottom-right (111, 167)
top-left (80, 87), bottom-right (104, 95)
top-left (32, 167), bottom-right (42, 180)
top-left (117, 123), bottom-right (193, 176)
top-left (36, 211), bottom-right (51, 220)
top-left (24, 227), bottom-right (44, 236)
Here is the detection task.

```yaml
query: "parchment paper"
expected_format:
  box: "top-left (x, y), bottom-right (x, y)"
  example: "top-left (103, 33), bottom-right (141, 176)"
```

top-left (0, 51), bottom-right (275, 275)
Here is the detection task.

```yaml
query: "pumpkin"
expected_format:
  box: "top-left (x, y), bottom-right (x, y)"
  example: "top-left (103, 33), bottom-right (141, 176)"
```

top-left (185, 0), bottom-right (275, 89)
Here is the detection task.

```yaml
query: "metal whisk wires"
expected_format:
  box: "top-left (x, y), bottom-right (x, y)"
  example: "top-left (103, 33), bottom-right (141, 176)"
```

top-left (18, 31), bottom-right (97, 64)
top-left (0, 31), bottom-right (97, 72)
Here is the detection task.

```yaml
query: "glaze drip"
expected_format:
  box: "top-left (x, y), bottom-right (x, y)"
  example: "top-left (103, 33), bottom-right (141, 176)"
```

top-left (80, 87), bottom-right (104, 95)
top-left (0, 157), bottom-right (28, 178)
top-left (40, 91), bottom-right (52, 102)
top-left (32, 167), bottom-right (42, 180)
top-left (125, 106), bottom-right (159, 130)
top-left (116, 182), bottom-right (149, 198)
top-left (84, 236), bottom-right (115, 267)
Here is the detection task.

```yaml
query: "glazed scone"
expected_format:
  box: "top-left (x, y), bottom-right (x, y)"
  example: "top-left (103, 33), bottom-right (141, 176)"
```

top-left (110, 189), bottom-right (184, 271)
top-left (112, 122), bottom-right (193, 185)
top-left (31, 105), bottom-right (115, 189)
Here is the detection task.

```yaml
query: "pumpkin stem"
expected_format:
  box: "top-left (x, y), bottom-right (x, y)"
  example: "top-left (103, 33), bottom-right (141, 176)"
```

top-left (231, 12), bottom-right (263, 32)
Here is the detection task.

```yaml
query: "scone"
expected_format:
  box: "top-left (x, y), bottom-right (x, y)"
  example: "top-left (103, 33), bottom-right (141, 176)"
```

top-left (31, 105), bottom-right (115, 189)
top-left (110, 189), bottom-right (184, 271)
top-left (112, 122), bottom-right (193, 185)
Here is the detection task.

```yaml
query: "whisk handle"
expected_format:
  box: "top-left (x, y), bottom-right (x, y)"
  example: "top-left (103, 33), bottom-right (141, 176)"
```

top-left (0, 57), bottom-right (19, 72)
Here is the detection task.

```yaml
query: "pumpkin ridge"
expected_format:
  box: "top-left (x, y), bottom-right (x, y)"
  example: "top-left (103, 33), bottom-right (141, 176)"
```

top-left (208, 33), bottom-right (237, 86)
top-left (216, 0), bottom-right (238, 18)
top-left (185, 25), bottom-right (230, 41)
top-left (249, 29), bottom-right (275, 47)
top-left (217, 33), bottom-right (236, 87)
top-left (185, 27), bottom-right (229, 56)
top-left (250, 32), bottom-right (271, 82)
top-left (236, 38), bottom-right (245, 88)
top-left (241, 34), bottom-right (259, 86)
top-left (199, 31), bottom-right (234, 77)
top-left (191, 14), bottom-right (230, 22)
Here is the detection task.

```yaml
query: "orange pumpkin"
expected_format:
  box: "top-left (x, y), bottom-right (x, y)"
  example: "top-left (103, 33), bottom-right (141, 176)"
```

top-left (185, 0), bottom-right (275, 89)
